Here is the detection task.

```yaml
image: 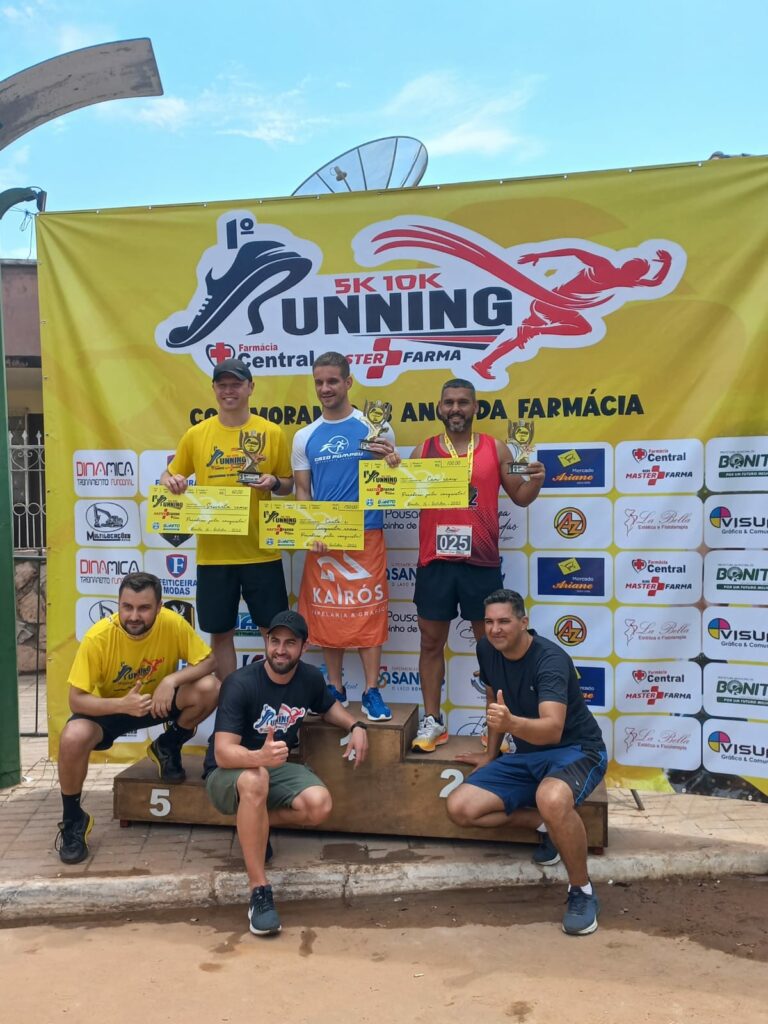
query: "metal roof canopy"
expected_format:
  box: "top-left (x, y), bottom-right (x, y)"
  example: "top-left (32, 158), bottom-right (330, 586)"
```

top-left (0, 38), bottom-right (163, 152)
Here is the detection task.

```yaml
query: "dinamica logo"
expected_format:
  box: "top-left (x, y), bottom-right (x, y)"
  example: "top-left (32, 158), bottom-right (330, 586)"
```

top-left (73, 450), bottom-right (138, 496)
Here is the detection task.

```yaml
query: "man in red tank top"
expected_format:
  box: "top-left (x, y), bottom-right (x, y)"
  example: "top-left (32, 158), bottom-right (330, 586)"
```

top-left (410, 379), bottom-right (545, 752)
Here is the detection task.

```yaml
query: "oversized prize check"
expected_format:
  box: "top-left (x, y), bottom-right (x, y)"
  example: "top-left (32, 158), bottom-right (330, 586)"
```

top-left (358, 458), bottom-right (468, 509)
top-left (259, 501), bottom-right (364, 550)
top-left (146, 485), bottom-right (251, 535)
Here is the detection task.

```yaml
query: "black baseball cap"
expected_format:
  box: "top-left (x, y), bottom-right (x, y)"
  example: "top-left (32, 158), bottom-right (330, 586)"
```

top-left (267, 610), bottom-right (309, 642)
top-left (212, 358), bottom-right (252, 382)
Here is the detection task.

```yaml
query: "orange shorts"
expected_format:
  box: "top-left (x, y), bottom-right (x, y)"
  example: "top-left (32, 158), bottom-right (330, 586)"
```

top-left (298, 529), bottom-right (389, 648)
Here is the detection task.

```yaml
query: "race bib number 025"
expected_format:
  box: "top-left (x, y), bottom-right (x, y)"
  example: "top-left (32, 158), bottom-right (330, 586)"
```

top-left (436, 524), bottom-right (472, 557)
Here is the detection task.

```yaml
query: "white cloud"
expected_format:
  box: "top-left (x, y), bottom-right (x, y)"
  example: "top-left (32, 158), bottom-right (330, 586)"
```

top-left (0, 144), bottom-right (32, 191)
top-left (384, 72), bottom-right (463, 117)
top-left (131, 97), bottom-right (193, 132)
top-left (56, 22), bottom-right (115, 54)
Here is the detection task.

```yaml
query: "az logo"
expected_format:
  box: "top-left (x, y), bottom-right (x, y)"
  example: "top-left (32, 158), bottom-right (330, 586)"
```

top-left (554, 507), bottom-right (586, 539)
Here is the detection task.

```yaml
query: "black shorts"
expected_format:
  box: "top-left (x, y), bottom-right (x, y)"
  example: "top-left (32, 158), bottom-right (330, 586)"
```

top-left (196, 560), bottom-right (288, 634)
top-left (68, 693), bottom-right (182, 751)
top-left (414, 559), bottom-right (504, 623)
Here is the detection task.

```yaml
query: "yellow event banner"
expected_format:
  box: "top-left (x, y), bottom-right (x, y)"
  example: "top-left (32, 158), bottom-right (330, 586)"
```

top-left (36, 157), bottom-right (768, 798)
top-left (359, 458), bottom-right (468, 509)
top-left (258, 501), bottom-right (364, 550)
top-left (145, 485), bottom-right (251, 535)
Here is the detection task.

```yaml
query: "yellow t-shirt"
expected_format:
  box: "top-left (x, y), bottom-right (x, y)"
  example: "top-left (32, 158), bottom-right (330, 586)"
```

top-left (68, 607), bottom-right (212, 699)
top-left (168, 413), bottom-right (291, 564)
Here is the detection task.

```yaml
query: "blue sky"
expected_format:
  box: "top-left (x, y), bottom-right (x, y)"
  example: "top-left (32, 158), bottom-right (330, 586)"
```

top-left (0, 0), bottom-right (765, 257)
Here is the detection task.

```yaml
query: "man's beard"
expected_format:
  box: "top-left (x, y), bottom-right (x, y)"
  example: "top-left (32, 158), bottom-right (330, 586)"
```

top-left (265, 652), bottom-right (301, 676)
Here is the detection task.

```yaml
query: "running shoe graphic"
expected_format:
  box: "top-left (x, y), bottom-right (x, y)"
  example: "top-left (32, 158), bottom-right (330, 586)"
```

top-left (165, 240), bottom-right (312, 348)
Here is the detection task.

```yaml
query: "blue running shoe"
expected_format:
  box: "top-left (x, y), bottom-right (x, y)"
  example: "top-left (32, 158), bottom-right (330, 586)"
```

top-left (562, 886), bottom-right (600, 935)
top-left (248, 885), bottom-right (281, 936)
top-left (361, 688), bottom-right (392, 721)
top-left (327, 683), bottom-right (349, 707)
top-left (532, 831), bottom-right (561, 866)
top-left (166, 241), bottom-right (312, 348)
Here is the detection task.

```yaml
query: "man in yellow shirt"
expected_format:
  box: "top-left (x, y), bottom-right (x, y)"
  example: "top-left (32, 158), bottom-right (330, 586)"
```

top-left (161, 359), bottom-right (293, 679)
top-left (57, 572), bottom-right (219, 865)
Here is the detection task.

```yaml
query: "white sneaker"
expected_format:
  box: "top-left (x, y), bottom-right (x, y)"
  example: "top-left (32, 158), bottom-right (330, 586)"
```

top-left (411, 715), bottom-right (449, 753)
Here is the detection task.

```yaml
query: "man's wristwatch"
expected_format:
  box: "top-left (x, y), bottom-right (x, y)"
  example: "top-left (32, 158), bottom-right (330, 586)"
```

top-left (350, 721), bottom-right (368, 732)
top-left (270, 476), bottom-right (281, 493)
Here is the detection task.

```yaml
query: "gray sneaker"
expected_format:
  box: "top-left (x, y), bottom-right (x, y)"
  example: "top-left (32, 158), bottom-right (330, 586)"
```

top-left (248, 885), bottom-right (282, 936)
top-left (562, 886), bottom-right (599, 935)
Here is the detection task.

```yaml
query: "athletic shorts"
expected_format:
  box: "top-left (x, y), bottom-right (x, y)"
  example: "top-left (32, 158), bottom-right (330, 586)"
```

top-left (68, 693), bottom-right (182, 751)
top-left (467, 745), bottom-right (607, 815)
top-left (197, 560), bottom-right (288, 634)
top-left (414, 559), bottom-right (504, 623)
top-left (205, 763), bottom-right (327, 815)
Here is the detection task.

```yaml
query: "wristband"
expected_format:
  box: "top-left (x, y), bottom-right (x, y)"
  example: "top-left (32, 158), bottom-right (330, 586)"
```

top-left (270, 476), bottom-right (281, 493)
top-left (350, 721), bottom-right (368, 732)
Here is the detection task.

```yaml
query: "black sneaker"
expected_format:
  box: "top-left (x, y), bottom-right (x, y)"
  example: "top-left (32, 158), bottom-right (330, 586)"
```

top-left (148, 735), bottom-right (186, 782)
top-left (165, 241), bottom-right (312, 348)
top-left (532, 831), bottom-right (561, 866)
top-left (55, 812), bottom-right (94, 865)
top-left (248, 885), bottom-right (282, 936)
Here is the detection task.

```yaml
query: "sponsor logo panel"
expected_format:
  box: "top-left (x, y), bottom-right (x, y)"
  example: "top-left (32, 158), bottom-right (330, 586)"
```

top-left (703, 719), bottom-right (768, 779)
top-left (386, 550), bottom-right (418, 600)
top-left (383, 600), bottom-right (420, 653)
top-left (703, 663), bottom-right (768, 720)
top-left (531, 552), bottom-right (611, 603)
top-left (615, 551), bottom-right (702, 604)
top-left (705, 436), bottom-right (768, 492)
top-left (383, 509), bottom-right (419, 550)
top-left (447, 617), bottom-right (481, 656)
top-left (75, 597), bottom-right (118, 640)
top-left (615, 439), bottom-right (703, 493)
top-left (594, 715), bottom-right (613, 761)
top-left (704, 493), bottom-right (768, 548)
top-left (614, 714), bottom-right (702, 770)
top-left (138, 450), bottom-right (192, 496)
top-left (614, 495), bottom-right (703, 549)
top-left (614, 606), bottom-right (701, 659)
top-left (535, 444), bottom-right (613, 494)
top-left (447, 707), bottom-right (488, 739)
top-left (143, 549), bottom-right (198, 599)
top-left (528, 605), bottom-right (613, 658)
top-left (447, 655), bottom-right (488, 706)
top-left (704, 550), bottom-right (768, 605)
top-left (498, 495), bottom-right (527, 549)
top-left (74, 500), bottom-right (141, 546)
top-left (76, 548), bottom-right (143, 595)
top-left (501, 550), bottom-right (528, 599)
top-left (377, 653), bottom-right (422, 704)
top-left (703, 608), bottom-right (768, 663)
top-left (301, 649), bottom-right (359, 701)
top-left (574, 661), bottom-right (613, 712)
top-left (73, 449), bottom-right (137, 497)
top-left (528, 496), bottom-right (612, 549)
top-left (615, 660), bottom-right (701, 714)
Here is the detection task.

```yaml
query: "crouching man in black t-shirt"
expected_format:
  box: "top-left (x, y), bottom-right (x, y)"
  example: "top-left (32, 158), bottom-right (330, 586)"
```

top-left (204, 610), bottom-right (368, 936)
top-left (446, 589), bottom-right (607, 937)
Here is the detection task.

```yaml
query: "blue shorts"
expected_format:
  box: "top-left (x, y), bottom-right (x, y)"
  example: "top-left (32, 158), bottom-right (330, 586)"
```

top-left (468, 745), bottom-right (607, 815)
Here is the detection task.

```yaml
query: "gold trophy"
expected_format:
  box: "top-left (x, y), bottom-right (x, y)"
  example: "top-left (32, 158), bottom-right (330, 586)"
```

top-left (359, 400), bottom-right (393, 451)
top-left (507, 420), bottom-right (535, 475)
top-left (237, 429), bottom-right (267, 484)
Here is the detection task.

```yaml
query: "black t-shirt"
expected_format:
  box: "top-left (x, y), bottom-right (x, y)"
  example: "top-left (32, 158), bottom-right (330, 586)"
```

top-left (203, 660), bottom-right (334, 776)
top-left (476, 632), bottom-right (605, 754)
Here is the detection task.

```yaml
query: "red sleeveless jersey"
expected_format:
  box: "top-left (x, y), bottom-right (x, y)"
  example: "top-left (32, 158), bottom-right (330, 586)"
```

top-left (418, 433), bottom-right (502, 567)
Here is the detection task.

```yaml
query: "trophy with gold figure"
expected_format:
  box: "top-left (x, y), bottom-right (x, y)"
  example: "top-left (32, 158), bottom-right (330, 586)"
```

top-left (237, 429), bottom-right (267, 484)
top-left (506, 420), bottom-right (535, 475)
top-left (359, 400), bottom-right (393, 451)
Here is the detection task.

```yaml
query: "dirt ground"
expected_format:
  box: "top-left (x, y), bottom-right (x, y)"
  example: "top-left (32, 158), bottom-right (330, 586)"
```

top-left (1, 877), bottom-right (766, 1023)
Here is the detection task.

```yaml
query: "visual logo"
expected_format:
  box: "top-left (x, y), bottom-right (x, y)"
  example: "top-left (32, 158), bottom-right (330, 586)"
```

top-left (554, 615), bottom-right (588, 646)
top-left (708, 617), bottom-right (730, 639)
top-left (707, 730), bottom-right (731, 752)
top-left (155, 211), bottom-right (686, 391)
top-left (554, 507), bottom-right (586, 538)
top-left (165, 554), bottom-right (188, 579)
top-left (709, 505), bottom-right (731, 528)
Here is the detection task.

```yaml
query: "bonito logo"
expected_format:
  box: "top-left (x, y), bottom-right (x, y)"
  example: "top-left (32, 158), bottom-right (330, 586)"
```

top-left (156, 211), bottom-right (687, 391)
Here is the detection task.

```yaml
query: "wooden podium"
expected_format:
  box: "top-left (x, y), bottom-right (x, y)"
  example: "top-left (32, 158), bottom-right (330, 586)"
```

top-left (113, 703), bottom-right (608, 851)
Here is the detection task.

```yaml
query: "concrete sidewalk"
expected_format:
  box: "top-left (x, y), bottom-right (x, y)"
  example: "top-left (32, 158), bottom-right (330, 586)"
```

top-left (2, 676), bottom-right (767, 921)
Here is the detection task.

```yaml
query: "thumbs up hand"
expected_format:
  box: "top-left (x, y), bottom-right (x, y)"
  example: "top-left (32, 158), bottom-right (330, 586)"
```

top-left (486, 689), bottom-right (511, 733)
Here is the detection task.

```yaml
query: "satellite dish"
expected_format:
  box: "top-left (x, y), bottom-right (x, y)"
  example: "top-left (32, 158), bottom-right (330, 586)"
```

top-left (293, 136), bottom-right (427, 196)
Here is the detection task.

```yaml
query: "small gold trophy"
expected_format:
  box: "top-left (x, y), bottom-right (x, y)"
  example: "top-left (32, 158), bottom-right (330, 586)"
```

top-left (359, 400), bottom-right (393, 451)
top-left (507, 420), bottom-right (535, 475)
top-left (237, 429), bottom-right (267, 484)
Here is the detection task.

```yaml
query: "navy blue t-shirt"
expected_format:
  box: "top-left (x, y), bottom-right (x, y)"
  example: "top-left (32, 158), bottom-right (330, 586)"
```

top-left (203, 660), bottom-right (334, 776)
top-left (476, 632), bottom-right (605, 754)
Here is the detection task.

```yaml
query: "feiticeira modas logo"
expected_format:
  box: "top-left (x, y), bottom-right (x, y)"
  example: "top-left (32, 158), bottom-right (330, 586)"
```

top-left (155, 210), bottom-right (687, 391)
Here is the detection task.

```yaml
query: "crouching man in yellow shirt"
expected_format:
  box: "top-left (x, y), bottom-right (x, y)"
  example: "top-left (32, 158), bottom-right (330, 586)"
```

top-left (56, 571), bottom-right (219, 865)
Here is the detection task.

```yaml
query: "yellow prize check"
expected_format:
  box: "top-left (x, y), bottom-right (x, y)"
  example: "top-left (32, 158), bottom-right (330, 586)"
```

top-left (146, 485), bottom-right (251, 535)
top-left (358, 458), bottom-right (468, 510)
top-left (259, 501), bottom-right (364, 550)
